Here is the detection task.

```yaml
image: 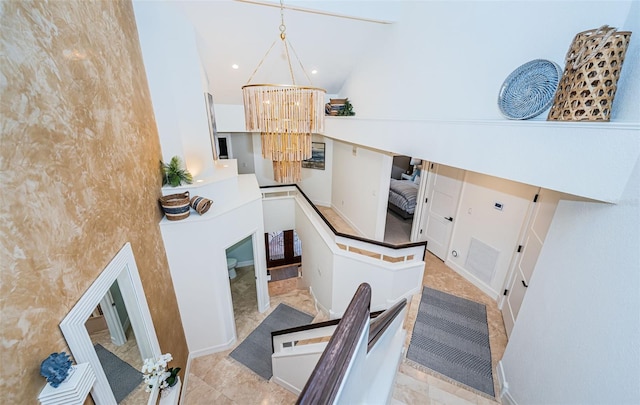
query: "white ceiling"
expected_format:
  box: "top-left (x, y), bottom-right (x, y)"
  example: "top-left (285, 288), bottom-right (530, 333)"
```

top-left (176, 0), bottom-right (399, 104)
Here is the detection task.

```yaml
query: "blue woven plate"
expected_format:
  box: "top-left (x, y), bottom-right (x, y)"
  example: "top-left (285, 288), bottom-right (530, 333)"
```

top-left (498, 59), bottom-right (563, 120)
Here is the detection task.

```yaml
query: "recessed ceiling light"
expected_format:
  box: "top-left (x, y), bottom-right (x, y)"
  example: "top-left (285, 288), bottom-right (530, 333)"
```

top-left (232, 64), bottom-right (239, 69)
top-left (311, 69), bottom-right (318, 74)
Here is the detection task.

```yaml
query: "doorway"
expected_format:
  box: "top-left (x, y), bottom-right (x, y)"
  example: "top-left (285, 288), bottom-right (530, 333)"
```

top-left (384, 155), bottom-right (423, 244)
top-left (226, 235), bottom-right (261, 339)
top-left (265, 230), bottom-right (302, 296)
top-left (216, 134), bottom-right (232, 159)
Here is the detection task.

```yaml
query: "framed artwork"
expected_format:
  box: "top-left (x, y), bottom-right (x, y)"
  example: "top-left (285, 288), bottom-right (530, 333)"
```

top-left (302, 142), bottom-right (325, 170)
top-left (204, 92), bottom-right (218, 159)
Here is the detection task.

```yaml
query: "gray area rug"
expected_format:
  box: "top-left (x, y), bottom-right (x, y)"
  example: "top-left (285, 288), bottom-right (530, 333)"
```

top-left (269, 265), bottom-right (299, 282)
top-left (407, 287), bottom-right (495, 397)
top-left (230, 303), bottom-right (314, 379)
top-left (94, 344), bottom-right (143, 403)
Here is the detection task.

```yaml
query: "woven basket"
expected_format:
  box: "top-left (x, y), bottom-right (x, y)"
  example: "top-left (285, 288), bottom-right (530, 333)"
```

top-left (548, 25), bottom-right (631, 121)
top-left (159, 191), bottom-right (190, 221)
top-left (190, 196), bottom-right (213, 215)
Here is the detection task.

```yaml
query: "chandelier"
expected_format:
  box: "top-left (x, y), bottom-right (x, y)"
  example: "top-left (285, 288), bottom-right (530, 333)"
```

top-left (242, 0), bottom-right (326, 183)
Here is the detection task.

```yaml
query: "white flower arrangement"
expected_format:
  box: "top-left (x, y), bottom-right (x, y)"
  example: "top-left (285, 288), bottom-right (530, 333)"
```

top-left (141, 353), bottom-right (181, 393)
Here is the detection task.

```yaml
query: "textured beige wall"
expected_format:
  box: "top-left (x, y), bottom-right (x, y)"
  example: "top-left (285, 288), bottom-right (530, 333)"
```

top-left (0, 1), bottom-right (188, 402)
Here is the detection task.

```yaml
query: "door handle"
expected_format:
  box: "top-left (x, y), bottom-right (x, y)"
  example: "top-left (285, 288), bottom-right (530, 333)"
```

top-left (444, 217), bottom-right (453, 222)
top-left (522, 280), bottom-right (528, 288)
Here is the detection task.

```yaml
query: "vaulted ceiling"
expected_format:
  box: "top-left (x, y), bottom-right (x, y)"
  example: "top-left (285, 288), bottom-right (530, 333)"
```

top-left (176, 0), bottom-right (399, 104)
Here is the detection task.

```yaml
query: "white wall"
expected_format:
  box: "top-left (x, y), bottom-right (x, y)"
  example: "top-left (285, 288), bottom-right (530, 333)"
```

top-left (340, 1), bottom-right (636, 122)
top-left (263, 198), bottom-right (296, 233)
top-left (332, 254), bottom-right (423, 314)
top-left (250, 133), bottom-right (334, 203)
top-left (610, 0), bottom-right (640, 122)
top-left (133, 1), bottom-right (214, 178)
top-left (290, 192), bottom-right (425, 317)
top-left (331, 140), bottom-right (393, 240)
top-left (500, 157), bottom-right (640, 404)
top-left (446, 172), bottom-right (538, 298)
top-left (325, 1), bottom-right (639, 205)
top-left (212, 104), bottom-right (246, 133)
top-left (159, 175), bottom-right (269, 355)
top-left (252, 133), bottom-right (279, 186)
top-left (295, 201), bottom-right (335, 314)
top-left (225, 132), bottom-right (255, 174)
top-left (298, 135), bottom-right (333, 207)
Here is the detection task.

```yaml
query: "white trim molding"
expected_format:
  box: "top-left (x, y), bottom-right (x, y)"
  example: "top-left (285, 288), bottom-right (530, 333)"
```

top-left (59, 243), bottom-right (162, 405)
top-left (497, 360), bottom-right (517, 405)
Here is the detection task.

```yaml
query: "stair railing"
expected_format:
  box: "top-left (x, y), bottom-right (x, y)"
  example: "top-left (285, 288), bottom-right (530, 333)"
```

top-left (295, 283), bottom-right (371, 404)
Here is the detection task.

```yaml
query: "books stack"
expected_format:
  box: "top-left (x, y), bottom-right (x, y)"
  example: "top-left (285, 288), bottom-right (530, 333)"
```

top-left (325, 98), bottom-right (347, 116)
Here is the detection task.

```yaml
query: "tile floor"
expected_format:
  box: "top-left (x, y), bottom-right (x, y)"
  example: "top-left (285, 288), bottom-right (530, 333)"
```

top-left (183, 252), bottom-right (506, 405)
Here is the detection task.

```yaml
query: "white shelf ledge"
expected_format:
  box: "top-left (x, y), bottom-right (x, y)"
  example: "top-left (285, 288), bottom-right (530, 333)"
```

top-left (38, 363), bottom-right (95, 405)
top-left (324, 116), bottom-right (640, 203)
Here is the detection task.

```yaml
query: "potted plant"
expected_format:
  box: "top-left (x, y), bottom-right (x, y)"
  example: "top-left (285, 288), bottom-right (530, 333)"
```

top-left (161, 156), bottom-right (193, 187)
top-left (337, 98), bottom-right (355, 116)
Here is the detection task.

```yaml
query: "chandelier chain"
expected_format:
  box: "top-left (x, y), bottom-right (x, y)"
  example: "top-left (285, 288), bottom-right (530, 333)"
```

top-left (279, 0), bottom-right (286, 39)
top-left (245, 0), bottom-right (314, 87)
top-left (245, 38), bottom-right (278, 85)
top-left (242, 0), bottom-right (326, 183)
top-left (286, 40), bottom-right (313, 86)
top-left (283, 40), bottom-right (296, 85)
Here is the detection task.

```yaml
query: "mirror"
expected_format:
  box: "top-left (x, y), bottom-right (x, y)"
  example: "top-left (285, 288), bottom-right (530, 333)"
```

top-left (86, 280), bottom-right (147, 403)
top-left (60, 243), bottom-right (161, 404)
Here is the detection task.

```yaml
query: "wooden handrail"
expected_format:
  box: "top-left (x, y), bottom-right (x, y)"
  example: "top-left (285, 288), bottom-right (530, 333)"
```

top-left (261, 184), bottom-right (427, 250)
top-left (296, 283), bottom-right (372, 405)
top-left (271, 310), bottom-right (384, 353)
top-left (271, 298), bottom-right (405, 354)
top-left (367, 298), bottom-right (407, 352)
top-left (272, 310), bottom-right (383, 340)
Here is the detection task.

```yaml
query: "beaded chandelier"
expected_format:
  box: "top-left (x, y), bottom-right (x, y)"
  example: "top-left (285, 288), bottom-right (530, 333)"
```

top-left (242, 0), bottom-right (326, 183)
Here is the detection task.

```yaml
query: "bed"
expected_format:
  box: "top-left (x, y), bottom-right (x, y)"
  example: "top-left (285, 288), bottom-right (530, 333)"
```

top-left (388, 178), bottom-right (419, 220)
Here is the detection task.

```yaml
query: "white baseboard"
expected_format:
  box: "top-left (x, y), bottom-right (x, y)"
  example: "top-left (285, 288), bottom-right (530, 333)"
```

top-left (178, 355), bottom-right (193, 405)
top-left (497, 361), bottom-right (517, 405)
top-left (236, 259), bottom-right (254, 268)
top-left (385, 285), bottom-right (421, 307)
top-left (309, 287), bottom-right (330, 319)
top-left (444, 259), bottom-right (499, 300)
top-left (189, 337), bottom-right (237, 359)
top-left (330, 204), bottom-right (366, 238)
top-left (271, 375), bottom-right (302, 395)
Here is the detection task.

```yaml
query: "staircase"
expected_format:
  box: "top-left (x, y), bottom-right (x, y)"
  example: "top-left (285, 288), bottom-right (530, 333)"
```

top-left (270, 283), bottom-right (407, 403)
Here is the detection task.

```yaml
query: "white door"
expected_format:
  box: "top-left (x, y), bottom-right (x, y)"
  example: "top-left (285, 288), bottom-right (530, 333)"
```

top-left (501, 189), bottom-right (561, 337)
top-left (414, 163), bottom-right (464, 260)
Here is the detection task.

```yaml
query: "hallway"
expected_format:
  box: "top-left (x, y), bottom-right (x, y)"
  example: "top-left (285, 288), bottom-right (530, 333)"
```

top-left (183, 253), bottom-right (506, 404)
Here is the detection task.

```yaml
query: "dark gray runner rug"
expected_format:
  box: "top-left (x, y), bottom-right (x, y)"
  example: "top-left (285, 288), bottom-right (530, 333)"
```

top-left (269, 265), bottom-right (299, 282)
top-left (230, 303), bottom-right (314, 379)
top-left (407, 286), bottom-right (495, 397)
top-left (94, 343), bottom-right (142, 403)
